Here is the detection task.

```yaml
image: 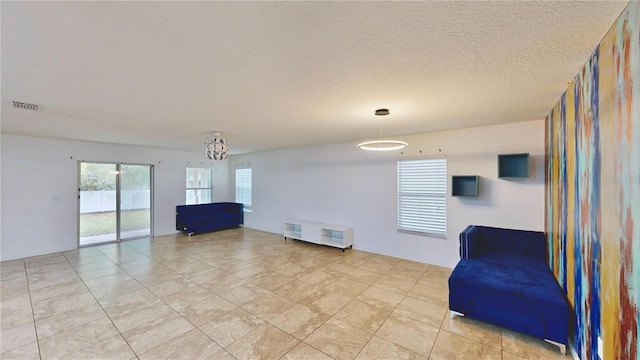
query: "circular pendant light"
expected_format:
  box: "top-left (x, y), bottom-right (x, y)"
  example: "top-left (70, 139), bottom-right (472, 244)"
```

top-left (357, 109), bottom-right (408, 151)
top-left (357, 139), bottom-right (409, 151)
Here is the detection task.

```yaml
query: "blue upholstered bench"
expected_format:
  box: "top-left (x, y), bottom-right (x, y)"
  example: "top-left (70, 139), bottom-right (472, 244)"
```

top-left (448, 225), bottom-right (572, 354)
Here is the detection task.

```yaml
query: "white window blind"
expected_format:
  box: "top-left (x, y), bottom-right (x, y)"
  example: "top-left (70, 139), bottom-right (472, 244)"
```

top-left (235, 168), bottom-right (252, 210)
top-left (397, 157), bottom-right (447, 238)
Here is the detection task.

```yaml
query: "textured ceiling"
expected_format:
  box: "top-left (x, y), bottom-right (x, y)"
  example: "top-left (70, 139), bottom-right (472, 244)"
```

top-left (0, 1), bottom-right (629, 155)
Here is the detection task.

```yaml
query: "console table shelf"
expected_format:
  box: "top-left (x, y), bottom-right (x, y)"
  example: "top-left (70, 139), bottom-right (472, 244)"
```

top-left (284, 220), bottom-right (353, 251)
top-left (284, 223), bottom-right (302, 239)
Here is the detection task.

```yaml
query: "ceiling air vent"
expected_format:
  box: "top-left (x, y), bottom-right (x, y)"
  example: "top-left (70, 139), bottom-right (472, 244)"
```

top-left (12, 101), bottom-right (40, 111)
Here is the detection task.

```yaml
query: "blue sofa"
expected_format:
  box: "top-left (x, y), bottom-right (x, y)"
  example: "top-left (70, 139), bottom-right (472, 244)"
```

top-left (176, 202), bottom-right (243, 236)
top-left (448, 225), bottom-right (572, 354)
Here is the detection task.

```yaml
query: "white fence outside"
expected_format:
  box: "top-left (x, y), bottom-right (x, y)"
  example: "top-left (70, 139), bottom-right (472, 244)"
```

top-left (80, 190), bottom-right (150, 213)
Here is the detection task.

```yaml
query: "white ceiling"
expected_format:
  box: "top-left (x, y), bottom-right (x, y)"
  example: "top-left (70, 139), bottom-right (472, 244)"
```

top-left (1, 1), bottom-right (628, 155)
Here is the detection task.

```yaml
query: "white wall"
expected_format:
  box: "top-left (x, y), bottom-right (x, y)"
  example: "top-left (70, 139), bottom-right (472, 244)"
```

top-left (1, 120), bottom-right (544, 265)
top-left (232, 120), bottom-right (545, 268)
top-left (0, 134), bottom-right (231, 261)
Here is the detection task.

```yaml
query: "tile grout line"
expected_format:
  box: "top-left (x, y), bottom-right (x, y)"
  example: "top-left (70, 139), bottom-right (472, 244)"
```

top-left (222, 254), bottom-right (364, 359)
top-left (441, 314), bottom-right (507, 353)
top-left (22, 258), bottom-right (43, 360)
top-left (373, 286), bottom-right (411, 356)
top-left (9, 231), bottom-right (554, 360)
top-left (97, 247), bottom-right (213, 359)
top-left (64, 248), bottom-right (139, 359)
top-left (352, 265), bottom-right (412, 360)
top-left (258, 261), bottom-right (342, 359)
top-left (382, 270), bottom-right (441, 359)
top-left (68, 244), bottom-right (204, 356)
top-left (94, 244), bottom-right (198, 358)
top-left (107, 240), bottom-right (281, 359)
top-left (123, 247), bottom-right (241, 359)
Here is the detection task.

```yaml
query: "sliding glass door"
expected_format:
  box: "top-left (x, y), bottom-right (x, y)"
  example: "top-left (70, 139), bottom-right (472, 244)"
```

top-left (79, 162), bottom-right (153, 246)
top-left (120, 164), bottom-right (152, 240)
top-left (79, 162), bottom-right (118, 245)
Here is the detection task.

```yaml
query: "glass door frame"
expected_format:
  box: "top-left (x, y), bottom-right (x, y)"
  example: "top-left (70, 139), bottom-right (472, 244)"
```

top-left (78, 161), bottom-right (154, 247)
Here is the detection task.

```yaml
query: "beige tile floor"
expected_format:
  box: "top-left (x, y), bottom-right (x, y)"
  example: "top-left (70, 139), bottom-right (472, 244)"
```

top-left (0, 228), bottom-right (569, 360)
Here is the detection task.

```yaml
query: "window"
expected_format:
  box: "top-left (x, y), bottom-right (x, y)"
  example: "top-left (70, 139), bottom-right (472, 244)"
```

top-left (186, 168), bottom-right (212, 205)
top-left (397, 157), bottom-right (447, 238)
top-left (235, 168), bottom-right (252, 211)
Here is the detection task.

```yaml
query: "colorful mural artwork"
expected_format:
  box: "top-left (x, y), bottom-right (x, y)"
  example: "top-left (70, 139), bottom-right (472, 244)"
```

top-left (546, 3), bottom-right (639, 360)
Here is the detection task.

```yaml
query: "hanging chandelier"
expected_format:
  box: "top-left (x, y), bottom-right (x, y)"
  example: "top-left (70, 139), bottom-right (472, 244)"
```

top-left (204, 131), bottom-right (229, 160)
top-left (357, 109), bottom-right (408, 151)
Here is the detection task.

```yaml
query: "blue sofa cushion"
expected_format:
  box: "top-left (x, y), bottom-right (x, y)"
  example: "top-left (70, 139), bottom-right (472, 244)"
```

top-left (450, 254), bottom-right (569, 342)
top-left (460, 225), bottom-right (546, 261)
top-left (450, 225), bottom-right (572, 348)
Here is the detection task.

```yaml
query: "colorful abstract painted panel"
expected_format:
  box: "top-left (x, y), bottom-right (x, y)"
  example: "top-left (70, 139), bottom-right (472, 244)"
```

top-left (546, 3), bottom-right (639, 359)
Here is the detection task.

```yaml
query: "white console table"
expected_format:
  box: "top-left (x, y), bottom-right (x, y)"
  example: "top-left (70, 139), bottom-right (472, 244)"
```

top-left (283, 220), bottom-right (353, 251)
